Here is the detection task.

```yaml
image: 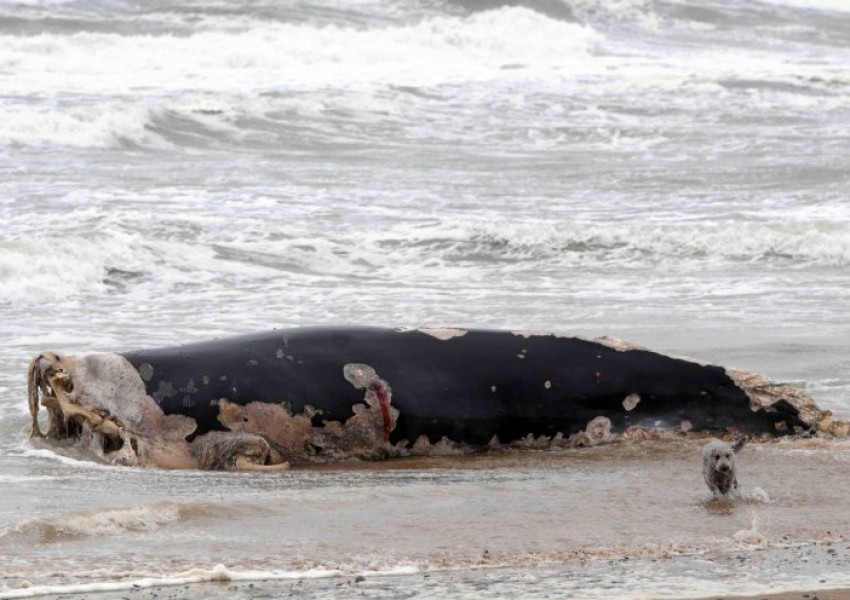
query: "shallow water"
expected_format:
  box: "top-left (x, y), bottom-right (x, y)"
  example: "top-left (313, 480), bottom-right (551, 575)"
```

top-left (3, 440), bottom-right (850, 598)
top-left (2, 0), bottom-right (850, 597)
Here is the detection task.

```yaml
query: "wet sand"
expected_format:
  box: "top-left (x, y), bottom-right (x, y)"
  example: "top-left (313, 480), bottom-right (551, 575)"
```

top-left (6, 539), bottom-right (850, 600)
top-left (3, 438), bottom-right (850, 600)
top-left (708, 591), bottom-right (850, 600)
top-left (16, 576), bottom-right (850, 600)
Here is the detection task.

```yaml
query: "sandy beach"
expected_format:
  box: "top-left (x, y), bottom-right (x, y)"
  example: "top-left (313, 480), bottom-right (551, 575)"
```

top-left (5, 536), bottom-right (850, 600)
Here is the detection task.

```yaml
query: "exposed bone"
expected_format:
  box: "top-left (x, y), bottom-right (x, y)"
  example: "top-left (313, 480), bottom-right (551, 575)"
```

top-left (37, 376), bottom-right (127, 465)
top-left (27, 333), bottom-right (846, 471)
top-left (27, 353), bottom-right (71, 438)
top-left (192, 431), bottom-right (284, 471)
top-left (27, 351), bottom-right (201, 469)
top-left (234, 457), bottom-right (291, 471)
top-left (41, 390), bottom-right (121, 439)
top-left (110, 427), bottom-right (141, 467)
top-left (29, 353), bottom-right (120, 443)
top-left (27, 355), bottom-right (45, 437)
top-left (725, 368), bottom-right (841, 435)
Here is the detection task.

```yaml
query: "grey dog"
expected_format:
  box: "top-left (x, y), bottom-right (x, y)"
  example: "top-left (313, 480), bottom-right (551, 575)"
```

top-left (702, 438), bottom-right (747, 497)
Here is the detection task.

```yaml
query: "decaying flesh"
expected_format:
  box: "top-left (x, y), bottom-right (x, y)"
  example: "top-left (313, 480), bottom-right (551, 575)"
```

top-left (27, 353), bottom-right (289, 471)
top-left (26, 343), bottom-right (849, 471)
top-left (726, 369), bottom-right (850, 437)
top-left (216, 363), bottom-right (401, 462)
top-left (191, 431), bottom-right (290, 471)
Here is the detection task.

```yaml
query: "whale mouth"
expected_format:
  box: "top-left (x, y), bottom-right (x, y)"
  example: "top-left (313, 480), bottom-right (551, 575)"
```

top-left (27, 353), bottom-right (290, 471)
top-left (28, 352), bottom-right (139, 465)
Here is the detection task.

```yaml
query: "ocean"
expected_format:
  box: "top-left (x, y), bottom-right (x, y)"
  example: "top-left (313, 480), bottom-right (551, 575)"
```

top-left (1, 0), bottom-right (850, 597)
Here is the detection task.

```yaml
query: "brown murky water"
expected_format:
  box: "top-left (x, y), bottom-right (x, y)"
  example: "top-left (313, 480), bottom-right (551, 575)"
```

top-left (2, 438), bottom-right (850, 598)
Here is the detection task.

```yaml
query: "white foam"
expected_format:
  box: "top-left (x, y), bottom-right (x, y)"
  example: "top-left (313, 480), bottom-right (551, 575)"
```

top-left (3, 562), bottom-right (850, 600)
top-left (0, 8), bottom-right (596, 98)
top-left (740, 487), bottom-right (771, 504)
top-left (733, 511), bottom-right (767, 548)
top-left (355, 565), bottom-right (420, 577)
top-left (16, 445), bottom-right (114, 469)
top-left (0, 231), bottom-right (157, 303)
top-left (0, 103), bottom-right (165, 149)
top-left (0, 564), bottom-right (342, 599)
top-left (341, 218), bottom-right (850, 273)
top-left (3, 3), bottom-right (847, 152)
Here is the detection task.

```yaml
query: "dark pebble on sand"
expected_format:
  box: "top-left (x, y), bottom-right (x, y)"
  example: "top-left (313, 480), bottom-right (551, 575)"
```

top-left (355, 575), bottom-right (366, 583)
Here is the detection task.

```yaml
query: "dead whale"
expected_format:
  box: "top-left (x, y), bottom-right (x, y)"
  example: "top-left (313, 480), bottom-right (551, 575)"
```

top-left (26, 327), bottom-right (847, 470)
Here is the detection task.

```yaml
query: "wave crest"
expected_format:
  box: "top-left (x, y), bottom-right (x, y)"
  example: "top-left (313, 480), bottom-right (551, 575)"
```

top-left (0, 103), bottom-right (163, 149)
top-left (0, 503), bottom-right (181, 544)
top-left (356, 219), bottom-right (850, 272)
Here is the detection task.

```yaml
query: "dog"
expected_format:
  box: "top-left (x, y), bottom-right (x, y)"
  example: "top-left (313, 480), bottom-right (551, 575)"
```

top-left (702, 438), bottom-right (747, 497)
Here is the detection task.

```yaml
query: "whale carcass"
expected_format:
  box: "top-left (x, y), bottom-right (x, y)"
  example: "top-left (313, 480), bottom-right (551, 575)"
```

top-left (26, 327), bottom-right (845, 470)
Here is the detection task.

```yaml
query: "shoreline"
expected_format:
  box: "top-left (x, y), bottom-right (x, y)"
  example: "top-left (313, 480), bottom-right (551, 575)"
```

top-left (5, 544), bottom-right (850, 600)
top-left (697, 591), bottom-right (850, 600)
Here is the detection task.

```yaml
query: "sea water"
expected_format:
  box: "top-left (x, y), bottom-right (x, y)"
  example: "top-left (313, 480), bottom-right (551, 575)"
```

top-left (1, 0), bottom-right (850, 597)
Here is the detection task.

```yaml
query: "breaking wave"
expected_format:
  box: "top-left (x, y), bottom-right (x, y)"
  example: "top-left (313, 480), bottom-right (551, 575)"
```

top-left (225, 218), bottom-right (850, 278)
top-left (0, 503), bottom-right (182, 543)
top-left (0, 232), bottom-right (157, 303)
top-left (427, 219), bottom-right (850, 268)
top-left (0, 6), bottom-right (597, 150)
top-left (2, 216), bottom-right (849, 305)
top-left (0, 103), bottom-right (163, 150)
top-left (0, 8), bottom-right (595, 95)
